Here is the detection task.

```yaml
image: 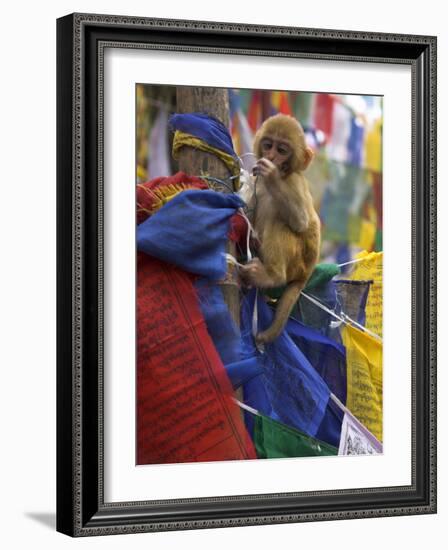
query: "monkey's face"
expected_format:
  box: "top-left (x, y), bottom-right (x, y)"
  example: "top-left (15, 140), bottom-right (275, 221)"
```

top-left (259, 136), bottom-right (292, 175)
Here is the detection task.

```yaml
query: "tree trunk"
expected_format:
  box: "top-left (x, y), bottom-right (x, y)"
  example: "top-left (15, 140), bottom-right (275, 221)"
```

top-left (176, 87), bottom-right (240, 325)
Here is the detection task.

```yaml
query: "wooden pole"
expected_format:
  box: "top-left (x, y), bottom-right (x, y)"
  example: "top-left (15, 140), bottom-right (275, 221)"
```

top-left (175, 87), bottom-right (240, 325)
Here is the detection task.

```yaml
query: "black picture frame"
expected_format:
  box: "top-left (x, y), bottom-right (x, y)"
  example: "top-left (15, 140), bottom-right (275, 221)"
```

top-left (56, 13), bottom-right (437, 537)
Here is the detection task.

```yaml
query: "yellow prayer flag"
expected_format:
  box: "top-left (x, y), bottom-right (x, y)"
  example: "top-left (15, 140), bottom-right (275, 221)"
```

top-left (349, 250), bottom-right (383, 338)
top-left (342, 324), bottom-right (383, 442)
top-left (172, 131), bottom-right (241, 190)
top-left (357, 219), bottom-right (376, 251)
top-left (271, 91), bottom-right (281, 111)
top-left (364, 118), bottom-right (382, 173)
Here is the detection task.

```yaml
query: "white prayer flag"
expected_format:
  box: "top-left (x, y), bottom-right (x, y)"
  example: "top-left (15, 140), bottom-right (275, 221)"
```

top-left (338, 409), bottom-right (383, 456)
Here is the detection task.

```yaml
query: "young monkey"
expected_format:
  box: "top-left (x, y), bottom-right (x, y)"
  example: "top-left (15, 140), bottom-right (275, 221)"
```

top-left (240, 114), bottom-right (320, 344)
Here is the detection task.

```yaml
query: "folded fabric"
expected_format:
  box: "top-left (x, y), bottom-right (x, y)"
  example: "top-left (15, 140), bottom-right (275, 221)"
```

top-left (137, 172), bottom-right (208, 225)
top-left (286, 316), bottom-right (347, 404)
top-left (240, 290), bottom-right (330, 439)
top-left (170, 113), bottom-right (237, 158)
top-left (253, 411), bottom-right (338, 459)
top-left (137, 189), bottom-right (244, 280)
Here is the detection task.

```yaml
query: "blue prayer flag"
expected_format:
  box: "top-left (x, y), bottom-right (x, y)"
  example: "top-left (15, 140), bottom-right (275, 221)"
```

top-left (241, 290), bottom-right (330, 438)
top-left (315, 397), bottom-right (344, 448)
top-left (286, 316), bottom-right (347, 404)
top-left (137, 189), bottom-right (244, 280)
top-left (347, 117), bottom-right (365, 167)
top-left (194, 278), bottom-right (265, 389)
top-left (169, 113), bottom-right (237, 159)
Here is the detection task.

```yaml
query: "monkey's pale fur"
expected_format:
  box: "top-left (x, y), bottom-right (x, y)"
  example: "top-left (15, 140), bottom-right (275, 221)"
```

top-left (241, 114), bottom-right (321, 343)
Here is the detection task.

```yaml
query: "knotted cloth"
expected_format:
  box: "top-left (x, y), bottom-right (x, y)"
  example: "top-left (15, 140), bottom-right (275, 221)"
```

top-left (170, 113), bottom-right (241, 190)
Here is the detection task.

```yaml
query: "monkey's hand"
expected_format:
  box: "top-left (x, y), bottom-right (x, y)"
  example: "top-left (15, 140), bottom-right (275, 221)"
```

top-left (239, 259), bottom-right (260, 288)
top-left (253, 158), bottom-right (280, 184)
top-left (239, 258), bottom-right (275, 288)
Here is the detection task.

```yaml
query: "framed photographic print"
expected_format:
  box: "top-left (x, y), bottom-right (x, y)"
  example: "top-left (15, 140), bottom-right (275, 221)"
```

top-left (56, 13), bottom-right (437, 536)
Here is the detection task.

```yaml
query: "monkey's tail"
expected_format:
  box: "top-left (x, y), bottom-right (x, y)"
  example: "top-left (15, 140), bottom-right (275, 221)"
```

top-left (255, 281), bottom-right (304, 344)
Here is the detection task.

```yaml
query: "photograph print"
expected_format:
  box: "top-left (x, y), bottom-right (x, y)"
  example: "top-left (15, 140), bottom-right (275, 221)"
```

top-left (135, 84), bottom-right (383, 466)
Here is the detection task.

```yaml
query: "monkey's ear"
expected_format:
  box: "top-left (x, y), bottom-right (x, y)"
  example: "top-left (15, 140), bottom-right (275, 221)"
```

top-left (302, 146), bottom-right (314, 170)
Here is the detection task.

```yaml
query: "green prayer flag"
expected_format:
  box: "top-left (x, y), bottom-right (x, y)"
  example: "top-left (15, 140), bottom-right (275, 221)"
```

top-left (305, 263), bottom-right (341, 291)
top-left (374, 228), bottom-right (383, 251)
top-left (254, 413), bottom-right (338, 459)
top-left (294, 92), bottom-right (314, 127)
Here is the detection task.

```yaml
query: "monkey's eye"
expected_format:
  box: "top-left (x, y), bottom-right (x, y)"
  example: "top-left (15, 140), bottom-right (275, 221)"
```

top-left (277, 146), bottom-right (290, 155)
top-left (261, 139), bottom-right (273, 151)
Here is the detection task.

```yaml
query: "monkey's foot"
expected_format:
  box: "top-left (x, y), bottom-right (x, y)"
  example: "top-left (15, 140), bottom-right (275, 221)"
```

top-left (255, 328), bottom-right (278, 345)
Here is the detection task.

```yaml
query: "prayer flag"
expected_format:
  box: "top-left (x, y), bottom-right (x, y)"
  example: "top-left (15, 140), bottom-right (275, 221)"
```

top-left (358, 218), bottom-right (377, 252)
top-left (137, 189), bottom-right (244, 280)
top-left (271, 91), bottom-right (293, 116)
top-left (338, 406), bottom-right (383, 455)
top-left (247, 90), bottom-right (262, 132)
top-left (297, 278), bottom-right (342, 342)
top-left (236, 109), bottom-right (256, 174)
top-left (347, 117), bottom-right (365, 167)
top-left (194, 279), bottom-right (264, 389)
top-left (241, 290), bottom-right (330, 438)
top-left (148, 107), bottom-right (171, 180)
top-left (320, 163), bottom-right (365, 242)
top-left (372, 172), bottom-right (383, 232)
top-left (334, 279), bottom-right (372, 327)
top-left (136, 172), bottom-right (207, 224)
top-left (294, 92), bottom-right (314, 128)
top-left (364, 118), bottom-right (382, 172)
top-left (327, 101), bottom-right (351, 163)
top-left (315, 396), bottom-right (344, 448)
top-left (342, 324), bottom-right (383, 442)
top-left (194, 278), bottom-right (241, 366)
top-left (253, 412), bottom-right (338, 459)
top-left (137, 255), bottom-right (256, 464)
top-left (286, 317), bottom-right (347, 404)
top-left (169, 112), bottom-right (237, 158)
top-left (172, 131), bottom-right (241, 189)
top-left (313, 93), bottom-right (335, 142)
top-left (348, 251), bottom-right (383, 338)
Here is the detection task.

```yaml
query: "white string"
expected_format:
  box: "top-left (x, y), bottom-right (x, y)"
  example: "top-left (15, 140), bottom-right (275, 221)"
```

top-left (233, 398), bottom-right (260, 416)
top-left (236, 393), bottom-right (381, 447)
top-left (224, 252), bottom-right (243, 268)
top-left (236, 152), bottom-right (258, 170)
top-left (221, 261), bottom-right (381, 342)
top-left (337, 255), bottom-right (375, 268)
top-left (301, 291), bottom-right (382, 342)
top-left (224, 256), bottom-right (381, 342)
top-left (340, 311), bottom-right (381, 341)
top-left (237, 208), bottom-right (257, 262)
top-left (239, 213), bottom-right (264, 350)
top-left (329, 392), bottom-right (351, 418)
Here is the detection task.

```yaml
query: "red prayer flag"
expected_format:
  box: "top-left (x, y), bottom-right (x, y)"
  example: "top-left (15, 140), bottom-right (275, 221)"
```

top-left (137, 254), bottom-right (256, 465)
top-left (314, 93), bottom-right (336, 141)
top-left (279, 92), bottom-right (293, 116)
top-left (247, 90), bottom-right (262, 133)
top-left (136, 171), bottom-right (207, 224)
